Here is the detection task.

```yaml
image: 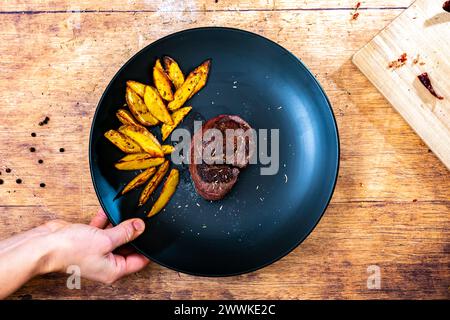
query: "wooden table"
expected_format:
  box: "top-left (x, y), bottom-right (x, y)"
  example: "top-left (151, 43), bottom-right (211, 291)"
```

top-left (0, 0), bottom-right (448, 300)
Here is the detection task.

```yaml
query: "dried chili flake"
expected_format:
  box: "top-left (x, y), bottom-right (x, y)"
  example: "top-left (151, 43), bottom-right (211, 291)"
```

top-left (351, 2), bottom-right (361, 20)
top-left (388, 53), bottom-right (407, 69)
top-left (443, 1), bottom-right (450, 12)
top-left (418, 73), bottom-right (444, 100)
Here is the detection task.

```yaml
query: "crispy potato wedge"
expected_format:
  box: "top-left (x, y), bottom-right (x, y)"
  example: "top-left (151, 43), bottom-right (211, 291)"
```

top-left (161, 106), bottom-right (192, 141)
top-left (188, 59), bottom-right (211, 99)
top-left (115, 154), bottom-right (164, 170)
top-left (153, 59), bottom-right (174, 101)
top-left (125, 87), bottom-right (159, 126)
top-left (139, 160), bottom-right (170, 206)
top-left (143, 85), bottom-right (173, 125)
top-left (116, 109), bottom-right (141, 126)
top-left (121, 167), bottom-right (156, 195)
top-left (104, 129), bottom-right (143, 153)
top-left (119, 125), bottom-right (164, 157)
top-left (148, 168), bottom-right (179, 217)
top-left (161, 145), bottom-right (175, 154)
top-left (167, 72), bottom-right (201, 111)
top-left (126, 80), bottom-right (146, 98)
top-left (163, 56), bottom-right (185, 89)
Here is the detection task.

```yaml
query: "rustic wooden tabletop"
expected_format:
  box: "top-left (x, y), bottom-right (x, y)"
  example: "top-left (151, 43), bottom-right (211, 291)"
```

top-left (0, 0), bottom-right (448, 300)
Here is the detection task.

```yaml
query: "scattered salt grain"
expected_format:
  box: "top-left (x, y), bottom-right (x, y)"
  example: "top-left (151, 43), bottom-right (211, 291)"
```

top-left (219, 205), bottom-right (223, 210)
top-left (196, 203), bottom-right (200, 207)
top-left (284, 174), bottom-right (288, 183)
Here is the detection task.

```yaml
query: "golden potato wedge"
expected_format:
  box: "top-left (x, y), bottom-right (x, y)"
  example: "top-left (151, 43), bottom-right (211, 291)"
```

top-left (167, 72), bottom-right (201, 111)
top-left (104, 129), bottom-right (142, 153)
top-left (188, 59), bottom-right (211, 99)
top-left (121, 167), bottom-right (156, 195)
top-left (153, 59), bottom-right (174, 101)
top-left (161, 145), bottom-right (175, 154)
top-left (115, 154), bottom-right (164, 170)
top-left (126, 80), bottom-right (146, 98)
top-left (143, 85), bottom-right (174, 125)
top-left (116, 109), bottom-right (141, 126)
top-left (125, 87), bottom-right (159, 126)
top-left (148, 168), bottom-right (179, 217)
top-left (119, 125), bottom-right (164, 157)
top-left (139, 160), bottom-right (170, 206)
top-left (163, 56), bottom-right (185, 89)
top-left (161, 106), bottom-right (192, 141)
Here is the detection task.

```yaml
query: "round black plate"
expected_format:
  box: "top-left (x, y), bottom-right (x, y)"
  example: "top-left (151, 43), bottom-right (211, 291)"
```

top-left (89, 27), bottom-right (339, 276)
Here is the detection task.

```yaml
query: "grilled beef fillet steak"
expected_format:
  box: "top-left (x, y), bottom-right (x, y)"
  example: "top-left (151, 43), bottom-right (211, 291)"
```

top-left (189, 115), bottom-right (253, 200)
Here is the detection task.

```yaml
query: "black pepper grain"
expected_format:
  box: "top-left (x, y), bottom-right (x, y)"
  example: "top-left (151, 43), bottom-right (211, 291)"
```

top-left (38, 159), bottom-right (43, 164)
top-left (40, 183), bottom-right (46, 188)
top-left (59, 148), bottom-right (65, 152)
top-left (5, 168), bottom-right (11, 173)
top-left (31, 132), bottom-right (36, 137)
top-left (30, 147), bottom-right (36, 152)
top-left (39, 116), bottom-right (50, 126)
top-left (0, 179), bottom-right (3, 185)
top-left (16, 178), bottom-right (22, 184)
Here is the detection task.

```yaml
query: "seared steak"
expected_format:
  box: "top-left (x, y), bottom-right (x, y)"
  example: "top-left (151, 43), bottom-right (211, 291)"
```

top-left (189, 115), bottom-right (253, 200)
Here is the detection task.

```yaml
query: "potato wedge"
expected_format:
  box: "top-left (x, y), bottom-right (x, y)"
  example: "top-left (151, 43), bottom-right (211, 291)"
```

top-left (163, 56), bottom-right (185, 89)
top-left (188, 59), bottom-right (211, 99)
top-left (116, 109), bottom-right (141, 126)
top-left (104, 129), bottom-right (142, 153)
top-left (125, 87), bottom-right (159, 126)
top-left (162, 145), bottom-right (175, 154)
top-left (126, 80), bottom-right (146, 98)
top-left (115, 154), bottom-right (164, 170)
top-left (161, 106), bottom-right (192, 141)
top-left (143, 85), bottom-right (174, 125)
top-left (167, 72), bottom-right (201, 111)
top-left (121, 167), bottom-right (156, 195)
top-left (153, 59), bottom-right (174, 101)
top-left (139, 160), bottom-right (170, 206)
top-left (148, 168), bottom-right (179, 217)
top-left (119, 125), bottom-right (164, 157)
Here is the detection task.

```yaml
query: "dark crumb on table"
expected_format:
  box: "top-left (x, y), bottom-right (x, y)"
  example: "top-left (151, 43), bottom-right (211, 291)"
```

top-left (444, 1), bottom-right (450, 12)
top-left (16, 178), bottom-right (22, 184)
top-left (40, 183), bottom-right (46, 188)
top-left (38, 159), bottom-right (43, 164)
top-left (352, 12), bottom-right (360, 20)
top-left (38, 116), bottom-right (50, 126)
top-left (30, 147), bottom-right (36, 152)
top-left (418, 72), bottom-right (444, 100)
top-left (388, 53), bottom-right (407, 69)
top-left (5, 168), bottom-right (11, 173)
top-left (412, 199), bottom-right (417, 202)
top-left (31, 132), bottom-right (36, 137)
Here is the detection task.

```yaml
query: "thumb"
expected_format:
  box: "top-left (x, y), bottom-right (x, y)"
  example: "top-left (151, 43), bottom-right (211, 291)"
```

top-left (104, 218), bottom-right (146, 250)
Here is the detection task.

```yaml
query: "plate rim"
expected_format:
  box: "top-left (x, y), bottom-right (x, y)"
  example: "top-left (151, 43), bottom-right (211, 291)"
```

top-left (88, 26), bottom-right (340, 277)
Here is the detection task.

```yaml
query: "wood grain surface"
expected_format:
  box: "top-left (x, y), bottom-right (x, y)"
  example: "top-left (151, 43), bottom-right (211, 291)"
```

top-left (0, 0), bottom-right (448, 300)
top-left (353, 0), bottom-right (450, 169)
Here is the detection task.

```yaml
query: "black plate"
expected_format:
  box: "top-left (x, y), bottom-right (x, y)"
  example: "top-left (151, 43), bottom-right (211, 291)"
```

top-left (89, 27), bottom-right (339, 276)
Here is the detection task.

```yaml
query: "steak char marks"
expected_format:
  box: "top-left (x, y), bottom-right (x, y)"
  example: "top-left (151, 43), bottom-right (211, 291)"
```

top-left (189, 115), bottom-right (253, 200)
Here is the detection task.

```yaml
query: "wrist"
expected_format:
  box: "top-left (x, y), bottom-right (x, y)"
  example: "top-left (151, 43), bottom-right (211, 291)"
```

top-left (30, 232), bottom-right (64, 276)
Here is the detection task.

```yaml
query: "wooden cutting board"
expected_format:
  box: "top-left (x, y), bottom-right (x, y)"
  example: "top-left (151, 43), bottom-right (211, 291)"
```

top-left (353, 0), bottom-right (450, 170)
